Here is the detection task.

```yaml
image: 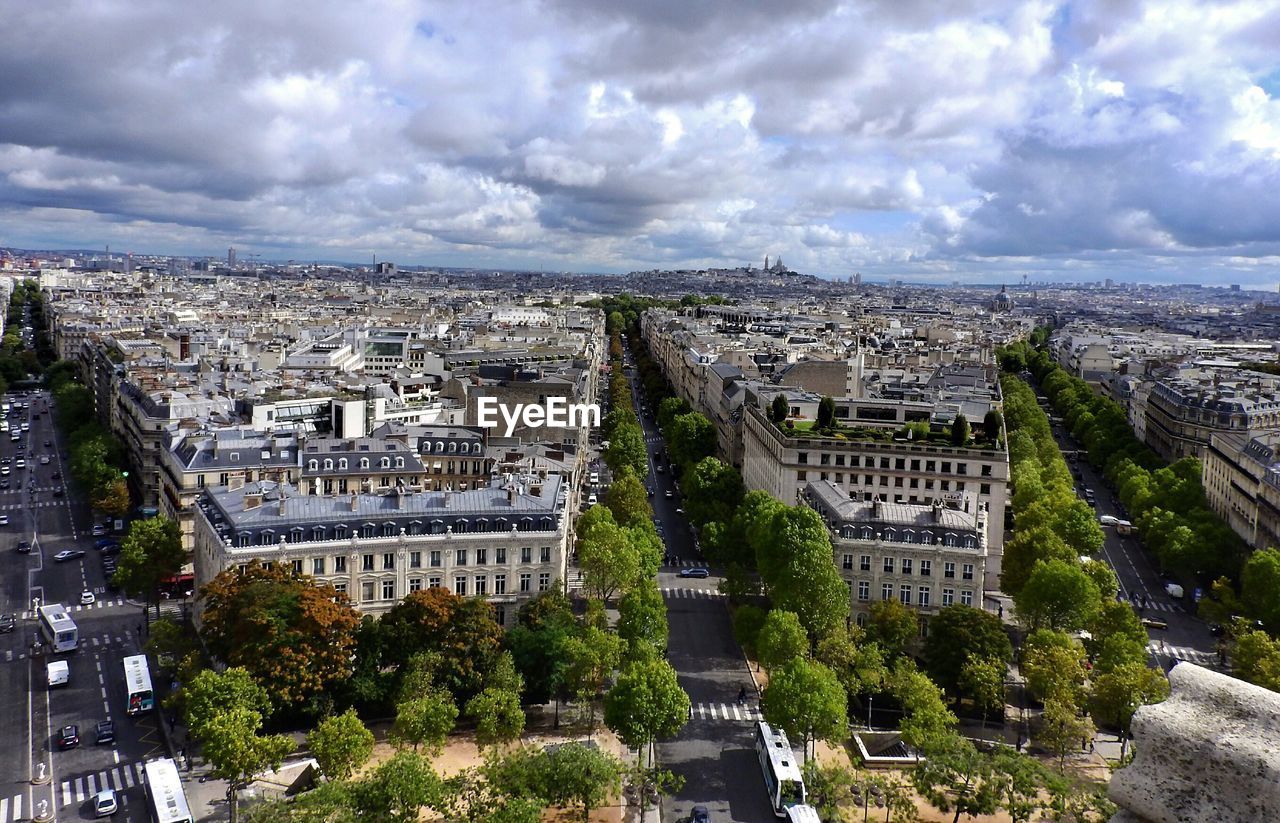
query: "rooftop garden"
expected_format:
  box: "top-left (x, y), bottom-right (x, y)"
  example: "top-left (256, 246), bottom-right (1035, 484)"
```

top-left (767, 395), bottom-right (1004, 450)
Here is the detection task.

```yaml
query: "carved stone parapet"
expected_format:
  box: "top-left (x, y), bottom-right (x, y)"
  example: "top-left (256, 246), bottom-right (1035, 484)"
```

top-left (1108, 662), bottom-right (1280, 822)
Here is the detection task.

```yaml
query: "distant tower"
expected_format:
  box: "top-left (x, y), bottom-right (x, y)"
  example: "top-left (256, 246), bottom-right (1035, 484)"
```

top-left (228, 247), bottom-right (237, 267)
top-left (764, 255), bottom-right (770, 272)
top-left (854, 272), bottom-right (862, 287)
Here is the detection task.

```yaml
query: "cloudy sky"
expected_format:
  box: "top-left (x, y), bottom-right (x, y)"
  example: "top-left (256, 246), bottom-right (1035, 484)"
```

top-left (2, 0), bottom-right (1280, 285)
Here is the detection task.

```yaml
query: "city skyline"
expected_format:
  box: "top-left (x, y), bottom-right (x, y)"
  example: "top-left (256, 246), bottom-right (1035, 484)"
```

top-left (2, 1), bottom-right (1280, 286)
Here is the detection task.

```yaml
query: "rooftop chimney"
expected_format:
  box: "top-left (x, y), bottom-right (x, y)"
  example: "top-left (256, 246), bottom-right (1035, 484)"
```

top-left (228, 474), bottom-right (245, 492)
top-left (244, 491), bottom-right (262, 510)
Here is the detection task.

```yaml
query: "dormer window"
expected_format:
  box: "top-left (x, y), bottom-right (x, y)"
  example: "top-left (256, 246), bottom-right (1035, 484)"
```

top-left (338, 458), bottom-right (347, 470)
top-left (395, 457), bottom-right (404, 468)
top-left (359, 458), bottom-right (369, 470)
top-left (380, 457), bottom-right (390, 469)
top-left (308, 460), bottom-right (318, 471)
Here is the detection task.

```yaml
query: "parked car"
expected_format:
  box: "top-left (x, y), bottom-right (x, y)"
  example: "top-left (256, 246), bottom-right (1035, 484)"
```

top-left (95, 720), bottom-right (116, 744)
top-left (53, 549), bottom-right (86, 562)
top-left (15, 540), bottom-right (31, 554)
top-left (91, 524), bottom-right (108, 536)
top-left (57, 725), bottom-right (80, 750)
top-left (679, 567), bottom-right (711, 579)
top-left (0, 613), bottom-right (15, 633)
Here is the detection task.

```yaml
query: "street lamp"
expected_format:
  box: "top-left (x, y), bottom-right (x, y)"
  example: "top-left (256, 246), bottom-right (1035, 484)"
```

top-left (851, 782), bottom-right (886, 823)
top-left (866, 695), bottom-right (874, 730)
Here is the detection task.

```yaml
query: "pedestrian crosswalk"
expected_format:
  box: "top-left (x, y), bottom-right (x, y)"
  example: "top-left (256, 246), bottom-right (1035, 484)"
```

top-left (20, 598), bottom-right (128, 619)
top-left (690, 701), bottom-right (763, 722)
top-left (59, 761), bottom-right (147, 808)
top-left (660, 587), bottom-right (724, 601)
top-left (1148, 641), bottom-right (1216, 666)
top-left (4, 631), bottom-right (132, 663)
top-left (0, 761), bottom-right (148, 822)
top-left (0, 500), bottom-right (67, 510)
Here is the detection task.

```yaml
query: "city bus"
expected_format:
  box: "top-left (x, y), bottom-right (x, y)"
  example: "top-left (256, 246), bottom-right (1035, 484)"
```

top-left (37, 604), bottom-right (78, 652)
top-left (124, 654), bottom-right (155, 715)
top-left (143, 757), bottom-right (193, 823)
top-left (754, 721), bottom-right (807, 817)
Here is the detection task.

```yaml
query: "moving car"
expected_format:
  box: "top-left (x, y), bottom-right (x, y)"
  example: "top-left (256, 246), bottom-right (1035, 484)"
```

top-left (679, 567), bottom-right (710, 579)
top-left (95, 720), bottom-right (116, 744)
top-left (53, 549), bottom-right (86, 562)
top-left (0, 613), bottom-right (15, 633)
top-left (1140, 617), bottom-right (1168, 630)
top-left (665, 490), bottom-right (674, 498)
top-left (15, 540), bottom-right (31, 554)
top-left (91, 524), bottom-right (108, 536)
top-left (93, 788), bottom-right (118, 817)
top-left (57, 724), bottom-right (79, 750)
top-left (80, 589), bottom-right (96, 605)
top-left (1099, 515), bottom-right (1121, 526)
top-left (39, 455), bottom-right (49, 465)
top-left (586, 493), bottom-right (598, 506)
top-left (0, 515), bottom-right (8, 526)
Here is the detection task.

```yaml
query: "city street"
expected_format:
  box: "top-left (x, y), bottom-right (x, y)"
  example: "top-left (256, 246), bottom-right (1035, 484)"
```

top-left (622, 366), bottom-right (778, 823)
top-left (0, 389), bottom-right (159, 823)
top-left (1052, 425), bottom-right (1221, 671)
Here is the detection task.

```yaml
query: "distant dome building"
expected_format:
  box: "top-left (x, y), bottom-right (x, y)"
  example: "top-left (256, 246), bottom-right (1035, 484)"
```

top-left (990, 285), bottom-right (1015, 312)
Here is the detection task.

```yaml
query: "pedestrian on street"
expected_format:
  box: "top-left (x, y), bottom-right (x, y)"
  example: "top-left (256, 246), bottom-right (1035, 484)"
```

top-left (737, 686), bottom-right (747, 704)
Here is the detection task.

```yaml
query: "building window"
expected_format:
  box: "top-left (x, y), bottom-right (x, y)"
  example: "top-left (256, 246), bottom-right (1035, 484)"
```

top-left (333, 582), bottom-right (347, 595)
top-left (980, 483), bottom-right (991, 495)
top-left (495, 574), bottom-right (507, 595)
top-left (881, 583), bottom-right (893, 601)
top-left (519, 573), bottom-right (532, 592)
top-left (495, 606), bottom-right (506, 627)
top-left (383, 552), bottom-right (395, 570)
top-left (334, 556), bottom-right (347, 574)
top-left (381, 520), bottom-right (396, 535)
top-left (960, 589), bottom-right (974, 606)
top-left (540, 546), bottom-right (552, 563)
top-left (962, 564), bottom-right (974, 581)
top-left (456, 549), bottom-right (468, 566)
top-left (361, 523), bottom-right (375, 539)
top-left (860, 555), bottom-right (871, 572)
top-left (857, 581), bottom-right (870, 601)
top-left (496, 547), bottom-right (507, 564)
top-left (944, 562), bottom-right (956, 579)
top-left (454, 576), bottom-right (467, 595)
top-left (942, 588), bottom-right (955, 606)
top-left (429, 576), bottom-right (441, 588)
top-left (918, 586), bottom-right (931, 607)
top-left (475, 575), bottom-right (487, 595)
top-left (410, 551), bottom-right (422, 569)
top-left (856, 612), bottom-right (868, 628)
top-left (842, 554), bottom-right (854, 570)
top-left (382, 580), bottom-right (395, 600)
top-left (362, 554), bottom-right (374, 572)
top-left (901, 558), bottom-right (913, 575)
top-left (900, 584), bottom-right (912, 604)
top-left (797, 471), bottom-right (807, 482)
top-left (430, 550), bottom-right (442, 567)
top-left (538, 573), bottom-right (551, 591)
top-left (883, 557), bottom-right (894, 573)
top-left (981, 464), bottom-right (992, 477)
top-left (334, 524), bottom-right (349, 540)
top-left (521, 547), bottom-right (532, 563)
top-left (798, 452), bottom-right (808, 464)
top-left (409, 578), bottom-right (422, 593)
top-left (920, 559), bottom-right (931, 576)
top-left (312, 557), bottom-right (325, 575)
top-left (476, 548), bottom-right (488, 565)
top-left (361, 580), bottom-right (375, 602)
top-left (289, 559), bottom-right (302, 575)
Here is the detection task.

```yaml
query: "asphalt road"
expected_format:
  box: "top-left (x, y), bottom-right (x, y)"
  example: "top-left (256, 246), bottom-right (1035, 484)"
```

top-left (1052, 425), bottom-right (1220, 671)
top-left (0, 390), bottom-right (159, 823)
top-left (623, 368), bottom-right (780, 823)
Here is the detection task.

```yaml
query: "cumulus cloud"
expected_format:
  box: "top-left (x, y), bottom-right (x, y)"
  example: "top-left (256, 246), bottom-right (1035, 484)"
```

top-left (0, 0), bottom-right (1278, 283)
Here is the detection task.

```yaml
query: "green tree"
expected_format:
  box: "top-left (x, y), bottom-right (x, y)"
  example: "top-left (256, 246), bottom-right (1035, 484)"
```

top-left (761, 658), bottom-right (847, 762)
top-left (814, 628), bottom-right (888, 709)
top-left (1089, 663), bottom-right (1169, 760)
top-left (183, 668), bottom-right (273, 741)
top-left (913, 735), bottom-right (1000, 823)
top-left (1241, 547), bottom-right (1280, 631)
top-left (1014, 559), bottom-right (1102, 632)
top-left (604, 657), bottom-right (690, 763)
top-left (990, 750), bottom-right (1055, 823)
top-left (243, 781), bottom-right (359, 823)
top-left (465, 687), bottom-right (526, 748)
top-left (438, 767), bottom-right (542, 823)
top-left (561, 624), bottom-right (625, 730)
top-left (617, 579), bottom-right (669, 657)
top-left (682, 457), bottom-right (744, 529)
top-left (390, 689), bottom-right (458, 754)
top-left (352, 751), bottom-right (442, 823)
top-left (658, 396), bottom-right (691, 431)
top-left (982, 409), bottom-right (1004, 443)
top-left (1022, 630), bottom-right (1088, 704)
top-left (575, 505), bottom-right (643, 601)
top-left (757, 506), bottom-right (849, 639)
top-left (951, 413), bottom-right (970, 446)
top-left (731, 604), bottom-right (768, 662)
top-left (113, 516), bottom-right (185, 619)
top-left (756, 609), bottom-right (809, 672)
top-left (890, 661), bottom-right (958, 751)
top-left (1036, 698), bottom-right (1094, 773)
top-left (306, 709), bottom-right (374, 781)
top-left (867, 598), bottom-right (920, 662)
top-left (1000, 526), bottom-right (1077, 596)
top-left (816, 396), bottom-right (836, 429)
top-left (604, 422), bottom-right (649, 478)
top-left (604, 468), bottom-right (652, 528)
top-left (1230, 629), bottom-right (1280, 691)
top-left (198, 561), bottom-right (360, 708)
top-left (202, 706), bottom-right (295, 823)
top-left (960, 656), bottom-right (1006, 730)
top-left (1085, 601), bottom-right (1149, 673)
top-left (923, 604), bottom-right (1012, 698)
top-left (667, 412), bottom-right (718, 471)
top-left (771, 393), bottom-right (789, 423)
top-left (540, 743), bottom-right (624, 823)
top-left (381, 587), bottom-right (503, 702)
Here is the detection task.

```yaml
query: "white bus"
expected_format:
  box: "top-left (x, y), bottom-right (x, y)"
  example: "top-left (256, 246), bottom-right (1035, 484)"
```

top-left (37, 604), bottom-right (78, 652)
top-left (143, 758), bottom-right (193, 823)
top-left (124, 655), bottom-right (155, 715)
top-left (755, 721), bottom-right (807, 817)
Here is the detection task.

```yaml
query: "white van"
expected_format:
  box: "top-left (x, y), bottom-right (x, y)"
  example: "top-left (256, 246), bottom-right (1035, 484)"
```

top-left (47, 660), bottom-right (69, 688)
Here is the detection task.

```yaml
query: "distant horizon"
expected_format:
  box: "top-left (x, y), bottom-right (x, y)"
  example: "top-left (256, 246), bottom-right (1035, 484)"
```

top-left (4, 244), bottom-right (1277, 293)
top-left (2, 2), bottom-right (1278, 290)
